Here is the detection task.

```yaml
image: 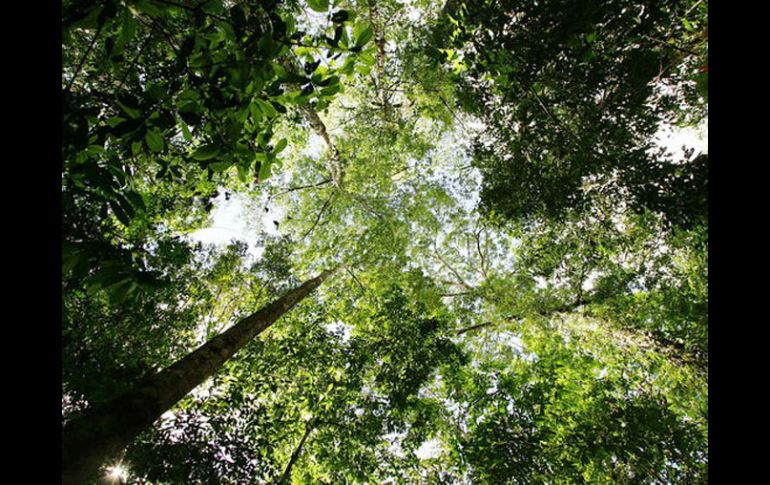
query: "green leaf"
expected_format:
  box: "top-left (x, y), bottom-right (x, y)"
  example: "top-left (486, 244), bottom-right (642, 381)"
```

top-left (250, 102), bottom-right (263, 124)
top-left (67, 5), bottom-right (103, 31)
top-left (695, 72), bottom-right (708, 100)
top-left (307, 0), bottom-right (329, 13)
top-left (191, 144), bottom-right (220, 161)
top-left (225, 120), bottom-right (242, 144)
top-left (237, 164), bottom-right (249, 183)
top-left (125, 191), bottom-right (146, 211)
top-left (254, 98), bottom-right (278, 118)
top-left (145, 84), bottom-right (166, 103)
top-left (118, 13), bottom-right (138, 47)
top-left (340, 57), bottom-right (356, 76)
top-left (274, 138), bottom-right (288, 154)
top-left (109, 199), bottom-right (132, 226)
top-left (178, 88), bottom-right (201, 103)
top-left (133, 0), bottom-right (165, 17)
top-left (62, 245), bottom-right (83, 274)
top-left (117, 100), bottom-right (142, 119)
top-left (180, 120), bottom-right (193, 142)
top-left (85, 266), bottom-right (123, 295)
top-left (320, 84), bottom-right (341, 97)
top-left (145, 129), bottom-right (164, 152)
top-left (355, 25), bottom-right (373, 47)
top-left (272, 101), bottom-right (287, 114)
top-left (210, 161), bottom-right (232, 172)
top-left (201, 0), bottom-right (225, 15)
top-left (107, 279), bottom-right (136, 305)
top-left (258, 160), bottom-right (273, 181)
top-left (359, 51), bottom-right (375, 66)
top-left (106, 116), bottom-right (126, 128)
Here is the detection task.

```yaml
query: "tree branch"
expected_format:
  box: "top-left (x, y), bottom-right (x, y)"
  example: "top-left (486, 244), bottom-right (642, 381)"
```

top-left (367, 0), bottom-right (391, 118)
top-left (65, 22), bottom-right (105, 93)
top-left (456, 321), bottom-right (494, 335)
top-left (277, 423), bottom-right (315, 484)
top-left (345, 266), bottom-right (368, 294)
top-left (283, 56), bottom-right (346, 189)
top-left (473, 229), bottom-right (489, 279)
top-left (271, 179), bottom-right (332, 199)
top-left (302, 193), bottom-right (334, 239)
top-left (433, 242), bottom-right (474, 291)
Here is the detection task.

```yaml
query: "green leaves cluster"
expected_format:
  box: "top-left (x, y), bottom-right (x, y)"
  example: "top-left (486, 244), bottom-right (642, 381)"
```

top-left (436, 0), bottom-right (708, 227)
top-left (62, 0), bottom-right (363, 306)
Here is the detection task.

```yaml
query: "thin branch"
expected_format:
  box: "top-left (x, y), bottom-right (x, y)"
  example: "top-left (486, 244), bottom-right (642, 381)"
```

top-left (350, 193), bottom-right (386, 219)
top-left (277, 423), bottom-right (314, 484)
top-left (440, 291), bottom-right (473, 297)
top-left (270, 179), bottom-right (332, 199)
top-left (456, 297), bottom-right (595, 336)
top-left (433, 242), bottom-right (474, 291)
top-left (473, 229), bottom-right (489, 280)
top-left (65, 22), bottom-right (105, 93)
top-left (345, 266), bottom-right (368, 294)
top-left (456, 321), bottom-right (494, 335)
top-left (684, 0), bottom-right (705, 18)
top-left (302, 193), bottom-right (334, 239)
top-left (640, 34), bottom-right (701, 57)
top-left (117, 33), bottom-right (153, 90)
top-left (367, 0), bottom-right (391, 118)
top-left (283, 56), bottom-right (346, 189)
top-left (153, 0), bottom-right (230, 23)
top-left (389, 165), bottom-right (411, 180)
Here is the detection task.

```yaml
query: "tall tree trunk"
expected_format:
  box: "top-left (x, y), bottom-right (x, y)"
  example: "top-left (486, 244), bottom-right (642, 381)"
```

top-left (62, 268), bottom-right (339, 484)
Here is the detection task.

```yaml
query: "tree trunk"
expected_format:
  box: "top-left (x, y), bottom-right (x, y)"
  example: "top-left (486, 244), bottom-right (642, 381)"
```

top-left (62, 268), bottom-right (338, 484)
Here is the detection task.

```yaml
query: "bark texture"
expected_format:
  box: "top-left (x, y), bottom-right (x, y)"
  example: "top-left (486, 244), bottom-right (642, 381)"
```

top-left (62, 268), bottom-right (337, 484)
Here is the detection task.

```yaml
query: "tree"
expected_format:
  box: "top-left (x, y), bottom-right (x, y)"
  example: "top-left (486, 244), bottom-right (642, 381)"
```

top-left (62, 267), bottom-right (337, 484)
top-left (121, 283), bottom-right (465, 483)
top-left (433, 0), bottom-right (708, 227)
top-left (62, 0), bottom-right (361, 308)
top-left (453, 333), bottom-right (707, 483)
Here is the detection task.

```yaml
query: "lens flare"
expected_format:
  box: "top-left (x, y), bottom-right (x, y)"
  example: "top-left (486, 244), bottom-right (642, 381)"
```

top-left (105, 462), bottom-right (129, 483)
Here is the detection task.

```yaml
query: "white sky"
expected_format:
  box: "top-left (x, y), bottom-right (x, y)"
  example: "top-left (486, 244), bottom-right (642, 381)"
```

top-left (653, 117), bottom-right (708, 159)
top-left (414, 437), bottom-right (442, 460)
top-left (189, 191), bottom-right (284, 260)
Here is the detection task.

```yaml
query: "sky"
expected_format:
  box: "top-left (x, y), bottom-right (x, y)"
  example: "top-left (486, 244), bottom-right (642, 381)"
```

top-left (188, 191), bottom-right (274, 260)
top-left (653, 117), bottom-right (708, 159)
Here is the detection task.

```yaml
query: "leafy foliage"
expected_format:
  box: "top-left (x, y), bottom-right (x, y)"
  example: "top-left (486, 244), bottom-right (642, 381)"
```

top-left (62, 0), bottom-right (707, 483)
top-left (435, 0), bottom-right (708, 227)
top-left (456, 338), bottom-right (707, 483)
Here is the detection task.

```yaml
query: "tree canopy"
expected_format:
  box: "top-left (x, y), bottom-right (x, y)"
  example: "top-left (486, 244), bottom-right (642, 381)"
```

top-left (62, 0), bottom-right (707, 483)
